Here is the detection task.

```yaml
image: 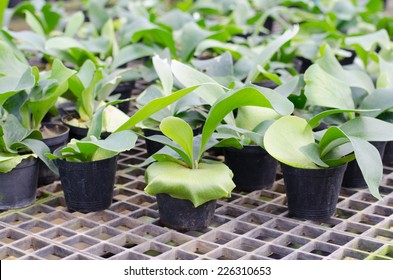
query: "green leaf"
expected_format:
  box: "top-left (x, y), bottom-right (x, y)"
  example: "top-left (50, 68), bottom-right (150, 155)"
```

top-left (21, 138), bottom-right (58, 174)
top-left (345, 29), bottom-right (390, 52)
top-left (339, 117), bottom-right (393, 142)
top-left (0, 153), bottom-right (35, 173)
top-left (25, 11), bottom-right (45, 36)
top-left (300, 143), bottom-right (329, 168)
top-left (65, 11), bottom-right (85, 37)
top-left (111, 44), bottom-right (155, 70)
top-left (145, 161), bottom-right (235, 207)
top-left (304, 64), bottom-right (355, 109)
top-left (195, 39), bottom-right (252, 61)
top-left (360, 89), bottom-right (393, 117)
top-left (308, 108), bottom-right (370, 129)
top-left (160, 117), bottom-right (194, 168)
top-left (246, 25), bottom-right (299, 83)
top-left (115, 85), bottom-right (201, 131)
top-left (180, 22), bottom-right (214, 62)
top-left (235, 107), bottom-right (280, 131)
top-left (264, 116), bottom-right (318, 169)
top-left (377, 56), bottom-right (393, 89)
top-left (152, 56), bottom-right (173, 96)
top-left (0, 0), bottom-right (8, 28)
top-left (87, 0), bottom-right (109, 31)
top-left (200, 86), bottom-right (294, 159)
top-left (45, 36), bottom-right (86, 51)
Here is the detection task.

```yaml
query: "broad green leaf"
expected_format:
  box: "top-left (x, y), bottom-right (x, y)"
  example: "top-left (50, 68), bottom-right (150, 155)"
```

top-left (0, 153), bottom-right (36, 173)
top-left (45, 36), bottom-right (86, 51)
top-left (21, 138), bottom-right (57, 174)
top-left (156, 9), bottom-right (194, 31)
top-left (25, 11), bottom-right (45, 36)
top-left (339, 116), bottom-right (393, 141)
top-left (180, 22), bottom-right (214, 62)
top-left (41, 3), bottom-right (61, 33)
top-left (101, 18), bottom-right (119, 57)
top-left (160, 117), bottom-right (194, 168)
top-left (102, 104), bottom-right (131, 133)
top-left (264, 116), bottom-right (318, 169)
top-left (7, 30), bottom-right (46, 52)
top-left (275, 75), bottom-right (303, 97)
top-left (377, 56), bottom-right (393, 89)
top-left (65, 11), bottom-right (84, 37)
top-left (236, 107), bottom-right (280, 131)
top-left (316, 44), bottom-right (375, 94)
top-left (246, 25), bottom-right (299, 83)
top-left (115, 85), bottom-right (201, 131)
top-left (304, 64), bottom-right (355, 109)
top-left (300, 143), bottom-right (329, 168)
top-left (87, 0), bottom-right (109, 31)
top-left (191, 52), bottom-right (234, 79)
top-left (145, 161), bottom-right (235, 207)
top-left (308, 108), bottom-right (369, 129)
top-left (195, 39), bottom-right (252, 60)
top-left (111, 44), bottom-right (155, 70)
top-left (345, 29), bottom-right (390, 52)
top-left (360, 89), bottom-right (393, 117)
top-left (200, 86), bottom-right (294, 159)
top-left (152, 56), bottom-right (173, 96)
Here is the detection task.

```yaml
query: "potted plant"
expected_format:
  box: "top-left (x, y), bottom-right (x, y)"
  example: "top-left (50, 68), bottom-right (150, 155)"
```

top-left (0, 114), bottom-right (56, 209)
top-left (139, 84), bottom-right (293, 231)
top-left (263, 111), bottom-right (393, 221)
top-left (46, 121), bottom-right (138, 213)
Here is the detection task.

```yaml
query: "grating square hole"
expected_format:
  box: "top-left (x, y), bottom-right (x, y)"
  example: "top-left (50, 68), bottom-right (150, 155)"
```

top-left (380, 186), bottom-right (393, 195)
top-left (133, 242), bottom-right (171, 258)
top-left (183, 227), bottom-right (211, 238)
top-left (240, 212), bottom-right (272, 226)
top-left (63, 235), bottom-right (100, 250)
top-left (158, 250), bottom-right (198, 260)
top-left (202, 231), bottom-right (238, 245)
top-left (235, 198), bottom-right (265, 209)
top-left (36, 245), bottom-right (74, 260)
top-left (180, 240), bottom-right (218, 255)
top-left (228, 237), bottom-right (264, 253)
top-left (18, 220), bottom-right (53, 234)
top-left (215, 206), bottom-right (247, 219)
top-left (319, 232), bottom-right (353, 246)
top-left (339, 188), bottom-right (357, 198)
top-left (334, 249), bottom-right (369, 260)
top-left (209, 215), bottom-right (231, 228)
top-left (43, 197), bottom-right (68, 210)
top-left (130, 209), bottom-right (159, 223)
top-left (86, 243), bottom-right (125, 259)
top-left (39, 227), bottom-right (75, 242)
top-left (291, 252), bottom-right (323, 260)
top-left (348, 238), bottom-right (384, 253)
top-left (264, 219), bottom-right (298, 232)
top-left (220, 221), bottom-right (257, 235)
top-left (335, 222), bottom-right (371, 235)
top-left (274, 234), bottom-right (310, 250)
top-left (111, 251), bottom-right (150, 260)
top-left (302, 242), bottom-right (340, 257)
top-left (247, 228), bottom-right (281, 242)
top-left (255, 190), bottom-right (281, 202)
top-left (382, 197), bottom-right (393, 208)
top-left (290, 225), bottom-right (325, 239)
top-left (367, 228), bottom-right (393, 242)
top-left (208, 247), bottom-right (246, 260)
top-left (351, 213), bottom-right (384, 226)
top-left (334, 208), bottom-right (357, 220)
top-left (109, 202), bottom-right (138, 215)
top-left (128, 194), bottom-right (156, 207)
top-left (22, 205), bottom-right (53, 218)
top-left (341, 200), bottom-right (370, 211)
top-left (86, 226), bottom-right (121, 241)
top-left (0, 247), bottom-right (25, 260)
top-left (112, 188), bottom-right (137, 202)
top-left (109, 233), bottom-right (146, 249)
top-left (0, 213), bottom-right (31, 226)
top-left (155, 232), bottom-right (193, 247)
top-left (12, 237), bottom-right (50, 253)
top-left (255, 245), bottom-right (294, 259)
top-left (108, 217), bottom-right (143, 232)
top-left (258, 204), bottom-right (287, 215)
top-left (63, 219), bottom-right (99, 233)
top-left (42, 212), bottom-right (75, 225)
top-left (121, 179), bottom-right (146, 191)
top-left (369, 205), bottom-right (393, 217)
top-left (85, 211), bottom-right (118, 224)
top-left (379, 219), bottom-right (393, 232)
top-left (131, 224), bottom-right (167, 239)
top-left (309, 218), bottom-right (342, 229)
top-left (354, 192), bottom-right (378, 203)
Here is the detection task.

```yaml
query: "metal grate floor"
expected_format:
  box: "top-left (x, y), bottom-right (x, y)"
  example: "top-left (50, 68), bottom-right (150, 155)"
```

top-left (0, 140), bottom-right (393, 260)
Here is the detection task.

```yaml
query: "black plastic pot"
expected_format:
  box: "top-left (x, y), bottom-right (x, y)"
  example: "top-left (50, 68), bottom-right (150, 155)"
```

top-left (56, 155), bottom-right (118, 213)
top-left (143, 126), bottom-right (201, 157)
top-left (281, 163), bottom-right (347, 221)
top-left (342, 141), bottom-right (386, 189)
top-left (156, 194), bottom-right (216, 231)
top-left (383, 141), bottom-right (393, 166)
top-left (112, 81), bottom-right (135, 113)
top-left (61, 115), bottom-right (110, 140)
top-left (339, 49), bottom-right (356, 66)
top-left (38, 123), bottom-right (70, 186)
top-left (224, 146), bottom-right (277, 192)
top-left (0, 157), bottom-right (39, 210)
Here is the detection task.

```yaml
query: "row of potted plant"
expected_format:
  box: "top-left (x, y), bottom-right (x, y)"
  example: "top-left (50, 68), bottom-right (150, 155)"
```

top-left (1, 0), bottom-right (393, 233)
